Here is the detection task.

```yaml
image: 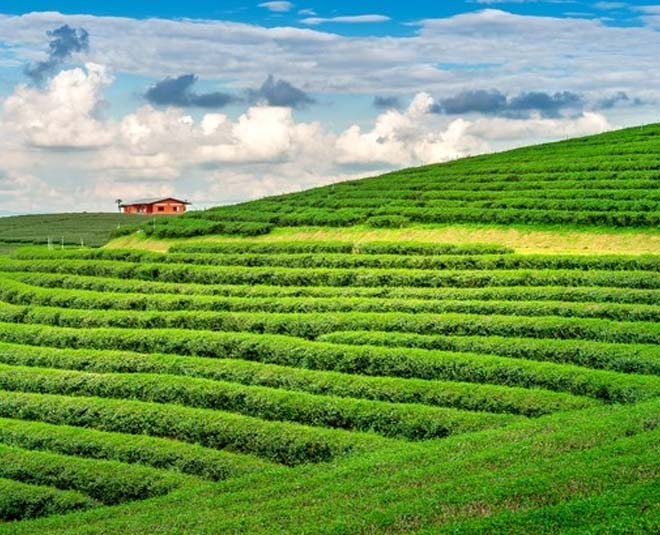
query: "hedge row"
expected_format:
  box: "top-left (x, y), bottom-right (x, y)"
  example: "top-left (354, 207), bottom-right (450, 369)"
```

top-left (16, 248), bottom-right (660, 272)
top-left (2, 304), bottom-right (658, 345)
top-left (11, 272), bottom-right (660, 306)
top-left (169, 241), bottom-right (514, 256)
top-left (273, 196), bottom-right (660, 213)
top-left (0, 443), bottom-right (192, 505)
top-left (0, 390), bottom-right (380, 465)
top-left (173, 206), bottom-right (660, 229)
top-left (137, 217), bottom-right (273, 238)
top-left (0, 364), bottom-right (520, 440)
top-left (0, 477), bottom-right (96, 521)
top-left (0, 324), bottom-right (657, 402)
top-left (0, 417), bottom-right (272, 481)
top-left (0, 343), bottom-right (598, 417)
top-left (317, 331), bottom-right (660, 377)
top-left (3, 258), bottom-right (660, 288)
top-left (2, 278), bottom-right (660, 323)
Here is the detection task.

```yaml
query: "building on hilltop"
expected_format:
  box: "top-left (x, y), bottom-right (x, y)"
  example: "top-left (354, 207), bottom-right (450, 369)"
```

top-left (118, 197), bottom-right (190, 215)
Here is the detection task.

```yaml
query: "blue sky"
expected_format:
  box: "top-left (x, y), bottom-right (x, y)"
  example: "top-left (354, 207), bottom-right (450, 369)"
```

top-left (0, 1), bottom-right (658, 214)
top-left (0, 1), bottom-right (648, 33)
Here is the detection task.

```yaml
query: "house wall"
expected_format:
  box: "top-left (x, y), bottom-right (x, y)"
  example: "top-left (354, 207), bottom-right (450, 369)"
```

top-left (122, 201), bottom-right (187, 215)
top-left (151, 201), bottom-right (187, 214)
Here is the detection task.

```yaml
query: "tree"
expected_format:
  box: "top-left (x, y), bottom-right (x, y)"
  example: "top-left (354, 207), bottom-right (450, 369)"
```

top-left (115, 199), bottom-right (123, 213)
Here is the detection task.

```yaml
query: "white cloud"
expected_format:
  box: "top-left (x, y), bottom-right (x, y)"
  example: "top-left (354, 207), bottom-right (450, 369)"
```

top-left (258, 2), bottom-right (294, 13)
top-left (466, 112), bottom-right (611, 141)
top-left (593, 2), bottom-right (628, 9)
top-left (1, 63), bottom-right (114, 148)
top-left (301, 14), bottom-right (391, 25)
top-left (195, 105), bottom-right (327, 163)
top-left (0, 61), bottom-right (615, 214)
top-left (2, 9), bottom-right (660, 98)
top-left (1, 8), bottom-right (653, 213)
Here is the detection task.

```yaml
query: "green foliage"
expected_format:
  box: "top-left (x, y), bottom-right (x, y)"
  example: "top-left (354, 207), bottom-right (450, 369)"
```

top-left (0, 478), bottom-right (96, 521)
top-left (365, 215), bottom-right (410, 228)
top-left (0, 443), bottom-right (191, 505)
top-left (0, 213), bottom-right (146, 247)
top-left (1, 302), bottom-right (659, 345)
top-left (4, 256), bottom-right (660, 288)
top-left (3, 124), bottom-right (660, 531)
top-left (3, 276), bottom-right (660, 324)
top-left (0, 343), bottom-right (599, 417)
top-left (0, 323), bottom-right (657, 403)
top-left (16, 247), bottom-right (660, 271)
top-left (170, 241), bottom-right (514, 255)
top-left (0, 390), bottom-right (380, 465)
top-left (0, 364), bottom-right (520, 440)
top-left (10, 271), bottom-right (660, 305)
top-left (0, 417), bottom-right (272, 481)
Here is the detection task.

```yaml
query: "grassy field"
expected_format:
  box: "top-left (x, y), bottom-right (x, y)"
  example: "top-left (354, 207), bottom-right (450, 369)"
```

top-left (0, 124), bottom-right (658, 534)
top-left (107, 223), bottom-right (660, 255)
top-left (0, 213), bottom-right (149, 249)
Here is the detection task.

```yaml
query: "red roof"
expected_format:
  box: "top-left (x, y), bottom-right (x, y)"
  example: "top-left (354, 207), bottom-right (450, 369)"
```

top-left (119, 197), bottom-right (190, 207)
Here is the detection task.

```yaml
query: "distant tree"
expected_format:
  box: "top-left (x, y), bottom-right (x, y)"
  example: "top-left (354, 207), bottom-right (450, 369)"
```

top-left (115, 199), bottom-right (123, 213)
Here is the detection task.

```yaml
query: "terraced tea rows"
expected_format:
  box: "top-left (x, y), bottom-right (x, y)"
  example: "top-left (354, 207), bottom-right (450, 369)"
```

top-left (0, 240), bottom-right (659, 524)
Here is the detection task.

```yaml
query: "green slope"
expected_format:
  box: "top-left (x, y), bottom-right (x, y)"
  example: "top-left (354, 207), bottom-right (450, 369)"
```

top-left (138, 123), bottom-right (660, 239)
top-left (0, 125), bottom-right (659, 534)
top-left (0, 213), bottom-right (148, 249)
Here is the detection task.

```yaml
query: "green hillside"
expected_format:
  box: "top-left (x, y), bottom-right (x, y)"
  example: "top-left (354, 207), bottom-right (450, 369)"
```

top-left (0, 125), bottom-right (658, 534)
top-left (138, 124), bottom-right (660, 240)
top-left (0, 213), bottom-right (148, 250)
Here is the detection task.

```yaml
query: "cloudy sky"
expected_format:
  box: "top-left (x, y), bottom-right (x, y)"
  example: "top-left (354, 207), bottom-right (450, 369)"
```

top-left (0, 1), bottom-right (659, 214)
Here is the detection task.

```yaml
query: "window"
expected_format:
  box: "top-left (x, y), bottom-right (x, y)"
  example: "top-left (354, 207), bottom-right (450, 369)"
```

top-left (173, 206), bottom-right (179, 212)
top-left (157, 206), bottom-right (164, 212)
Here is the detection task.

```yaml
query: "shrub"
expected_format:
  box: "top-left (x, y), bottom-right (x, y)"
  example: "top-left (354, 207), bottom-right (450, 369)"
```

top-left (0, 390), bottom-right (378, 465)
top-left (0, 364), bottom-right (521, 440)
top-left (0, 416), bottom-right (271, 481)
top-left (0, 443), bottom-right (192, 505)
top-left (0, 478), bottom-right (96, 521)
top-left (365, 215), bottom-right (410, 228)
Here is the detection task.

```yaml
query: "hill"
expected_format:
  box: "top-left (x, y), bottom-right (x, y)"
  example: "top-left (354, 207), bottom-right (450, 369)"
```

top-left (0, 125), bottom-right (658, 534)
top-left (0, 213), bottom-right (147, 251)
top-left (137, 123), bottom-right (660, 240)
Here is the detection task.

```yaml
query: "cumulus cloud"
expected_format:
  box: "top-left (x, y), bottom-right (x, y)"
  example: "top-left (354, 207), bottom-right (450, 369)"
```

top-left (144, 74), bottom-right (237, 108)
top-left (247, 75), bottom-right (314, 108)
top-left (258, 2), bottom-right (294, 12)
top-left (467, 112), bottom-right (611, 142)
top-left (432, 89), bottom-right (584, 118)
top-left (25, 24), bottom-right (89, 84)
top-left (337, 93), bottom-right (488, 167)
top-left (0, 63), bottom-right (615, 213)
top-left (3, 62), bottom-right (114, 148)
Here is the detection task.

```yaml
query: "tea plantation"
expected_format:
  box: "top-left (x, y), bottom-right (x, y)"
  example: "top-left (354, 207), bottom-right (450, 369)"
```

top-left (0, 124), bottom-right (659, 534)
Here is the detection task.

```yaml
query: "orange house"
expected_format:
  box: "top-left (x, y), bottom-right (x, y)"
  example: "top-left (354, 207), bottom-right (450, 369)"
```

top-left (119, 197), bottom-right (190, 215)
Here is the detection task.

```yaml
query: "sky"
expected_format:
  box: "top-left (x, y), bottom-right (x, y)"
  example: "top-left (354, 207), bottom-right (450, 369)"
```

top-left (0, 1), bottom-right (659, 214)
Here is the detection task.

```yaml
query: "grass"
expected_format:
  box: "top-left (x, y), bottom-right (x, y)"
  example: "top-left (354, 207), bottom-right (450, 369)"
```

top-left (1, 124), bottom-right (659, 533)
top-left (0, 243), bottom-right (17, 256)
top-left (105, 224), bottom-right (660, 255)
top-left (1, 399), bottom-right (658, 534)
